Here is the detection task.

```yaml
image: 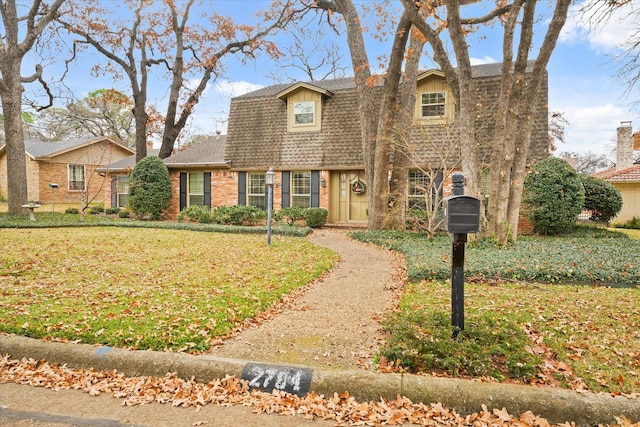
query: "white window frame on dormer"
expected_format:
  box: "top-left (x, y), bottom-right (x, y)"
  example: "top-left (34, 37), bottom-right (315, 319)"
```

top-left (420, 91), bottom-right (446, 118)
top-left (293, 101), bottom-right (315, 126)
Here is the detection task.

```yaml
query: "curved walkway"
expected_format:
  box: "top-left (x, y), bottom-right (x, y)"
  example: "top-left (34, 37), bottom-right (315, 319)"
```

top-left (207, 228), bottom-right (402, 370)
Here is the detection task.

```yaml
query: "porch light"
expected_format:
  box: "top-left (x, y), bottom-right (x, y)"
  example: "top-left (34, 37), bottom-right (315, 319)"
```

top-left (265, 167), bottom-right (276, 245)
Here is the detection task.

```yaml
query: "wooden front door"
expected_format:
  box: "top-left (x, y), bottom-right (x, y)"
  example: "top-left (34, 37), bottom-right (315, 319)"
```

top-left (329, 171), bottom-right (368, 223)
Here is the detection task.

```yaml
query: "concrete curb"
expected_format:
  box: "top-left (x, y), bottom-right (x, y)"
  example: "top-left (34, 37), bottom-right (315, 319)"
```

top-left (1, 335), bottom-right (638, 426)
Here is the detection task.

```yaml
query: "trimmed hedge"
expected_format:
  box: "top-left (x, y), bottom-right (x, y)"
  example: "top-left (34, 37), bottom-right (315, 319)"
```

top-left (580, 174), bottom-right (622, 223)
top-left (523, 157), bottom-right (585, 235)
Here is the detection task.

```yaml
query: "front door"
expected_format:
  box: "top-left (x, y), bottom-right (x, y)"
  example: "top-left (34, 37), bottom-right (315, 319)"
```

top-left (329, 171), bottom-right (368, 224)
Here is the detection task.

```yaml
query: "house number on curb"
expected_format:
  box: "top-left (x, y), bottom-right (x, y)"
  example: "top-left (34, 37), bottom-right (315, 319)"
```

top-left (241, 363), bottom-right (312, 396)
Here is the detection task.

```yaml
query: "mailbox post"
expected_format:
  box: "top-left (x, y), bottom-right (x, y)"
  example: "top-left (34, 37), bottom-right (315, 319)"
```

top-left (445, 172), bottom-right (480, 337)
top-left (48, 183), bottom-right (59, 213)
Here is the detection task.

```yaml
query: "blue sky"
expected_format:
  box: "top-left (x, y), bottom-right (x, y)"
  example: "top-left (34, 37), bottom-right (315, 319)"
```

top-left (26, 0), bottom-right (640, 161)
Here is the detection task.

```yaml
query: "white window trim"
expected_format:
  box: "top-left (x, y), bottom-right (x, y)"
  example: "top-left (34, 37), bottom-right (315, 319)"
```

top-left (291, 171), bottom-right (311, 208)
top-left (420, 91), bottom-right (446, 118)
top-left (247, 172), bottom-right (266, 210)
top-left (68, 164), bottom-right (86, 192)
top-left (292, 101), bottom-right (316, 127)
top-left (187, 172), bottom-right (205, 207)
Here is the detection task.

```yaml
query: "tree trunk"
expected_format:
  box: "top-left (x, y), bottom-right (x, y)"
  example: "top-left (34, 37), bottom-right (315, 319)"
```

top-left (446, 1), bottom-right (481, 200)
top-left (2, 70), bottom-right (29, 215)
top-left (505, 0), bottom-right (571, 240)
top-left (388, 30), bottom-right (426, 230)
top-left (334, 0), bottom-right (381, 229)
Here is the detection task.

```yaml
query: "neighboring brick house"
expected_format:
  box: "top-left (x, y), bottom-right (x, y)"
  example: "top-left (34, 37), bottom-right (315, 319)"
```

top-left (103, 62), bottom-right (549, 223)
top-left (0, 137), bottom-right (134, 204)
top-left (592, 123), bottom-right (640, 224)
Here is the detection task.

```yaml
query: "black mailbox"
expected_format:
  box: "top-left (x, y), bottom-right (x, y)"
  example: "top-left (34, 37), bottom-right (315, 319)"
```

top-left (445, 195), bottom-right (481, 234)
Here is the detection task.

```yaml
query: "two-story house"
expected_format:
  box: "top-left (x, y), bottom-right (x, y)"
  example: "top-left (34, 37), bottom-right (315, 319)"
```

top-left (103, 62), bottom-right (549, 224)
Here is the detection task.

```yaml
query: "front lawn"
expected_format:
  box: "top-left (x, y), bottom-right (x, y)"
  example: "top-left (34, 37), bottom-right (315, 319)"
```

top-left (0, 227), bottom-right (337, 352)
top-left (350, 228), bottom-right (640, 395)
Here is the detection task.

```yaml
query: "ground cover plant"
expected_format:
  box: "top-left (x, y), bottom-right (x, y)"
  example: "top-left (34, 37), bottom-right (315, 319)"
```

top-left (351, 226), bottom-right (640, 286)
top-left (0, 227), bottom-right (337, 352)
top-left (350, 228), bottom-right (640, 395)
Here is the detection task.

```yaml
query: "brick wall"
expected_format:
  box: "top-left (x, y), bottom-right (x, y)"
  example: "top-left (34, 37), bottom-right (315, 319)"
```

top-left (36, 162), bottom-right (109, 204)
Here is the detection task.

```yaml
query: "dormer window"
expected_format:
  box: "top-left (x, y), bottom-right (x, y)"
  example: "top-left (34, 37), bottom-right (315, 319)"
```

top-left (421, 92), bottom-right (446, 117)
top-left (294, 101), bottom-right (315, 125)
top-left (277, 83), bottom-right (333, 133)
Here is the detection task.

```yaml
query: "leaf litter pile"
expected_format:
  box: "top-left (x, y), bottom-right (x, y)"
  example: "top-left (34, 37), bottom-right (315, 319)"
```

top-left (3, 355), bottom-right (621, 427)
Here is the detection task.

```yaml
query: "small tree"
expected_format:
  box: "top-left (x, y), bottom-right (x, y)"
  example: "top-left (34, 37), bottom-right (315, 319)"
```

top-left (522, 157), bottom-right (585, 235)
top-left (128, 156), bottom-right (171, 220)
top-left (580, 174), bottom-right (623, 223)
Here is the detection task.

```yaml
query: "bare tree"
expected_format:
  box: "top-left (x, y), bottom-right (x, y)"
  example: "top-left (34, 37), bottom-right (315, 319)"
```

top-left (0, 0), bottom-right (66, 215)
top-left (61, 0), bottom-right (297, 161)
top-left (403, 0), bottom-right (572, 243)
top-left (26, 89), bottom-right (165, 145)
top-left (560, 151), bottom-right (613, 174)
top-left (580, 1), bottom-right (640, 108)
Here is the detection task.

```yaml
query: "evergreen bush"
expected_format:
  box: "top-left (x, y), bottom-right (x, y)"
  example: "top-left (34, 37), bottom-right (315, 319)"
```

top-left (580, 174), bottom-right (622, 223)
top-left (522, 157), bottom-right (585, 235)
top-left (128, 156), bottom-right (172, 220)
top-left (274, 207), bottom-right (305, 225)
top-left (303, 208), bottom-right (328, 228)
top-left (178, 205), bottom-right (212, 223)
top-left (210, 205), bottom-right (265, 226)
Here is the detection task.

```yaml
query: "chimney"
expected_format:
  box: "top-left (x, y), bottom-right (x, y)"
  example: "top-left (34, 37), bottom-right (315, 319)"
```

top-left (616, 121), bottom-right (633, 171)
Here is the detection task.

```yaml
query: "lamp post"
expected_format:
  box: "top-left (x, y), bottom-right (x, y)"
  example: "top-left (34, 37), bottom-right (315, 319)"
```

top-left (265, 167), bottom-right (276, 245)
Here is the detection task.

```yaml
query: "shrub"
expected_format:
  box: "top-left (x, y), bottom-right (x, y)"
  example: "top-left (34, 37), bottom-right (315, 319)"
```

top-left (118, 210), bottom-right (131, 218)
top-left (274, 207), bottom-right (305, 225)
top-left (580, 174), bottom-right (622, 223)
top-left (65, 207), bottom-right (79, 214)
top-left (303, 208), bottom-right (328, 228)
top-left (105, 207), bottom-right (120, 215)
top-left (522, 157), bottom-right (585, 235)
top-left (210, 205), bottom-right (265, 226)
top-left (88, 206), bottom-right (104, 215)
top-left (128, 156), bottom-right (172, 220)
top-left (613, 216), bottom-right (640, 230)
top-left (178, 205), bottom-right (212, 223)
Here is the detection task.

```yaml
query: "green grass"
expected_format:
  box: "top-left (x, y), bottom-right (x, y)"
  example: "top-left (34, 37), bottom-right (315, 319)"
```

top-left (0, 227), bottom-right (337, 352)
top-left (351, 228), bottom-right (640, 395)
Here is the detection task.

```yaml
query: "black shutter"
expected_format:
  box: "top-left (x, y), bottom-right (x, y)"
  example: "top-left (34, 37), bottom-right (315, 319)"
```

top-left (204, 172), bottom-right (211, 207)
top-left (110, 177), bottom-right (117, 208)
top-left (281, 171), bottom-right (290, 208)
top-left (179, 173), bottom-right (187, 210)
top-left (311, 170), bottom-right (320, 207)
top-left (238, 172), bottom-right (246, 205)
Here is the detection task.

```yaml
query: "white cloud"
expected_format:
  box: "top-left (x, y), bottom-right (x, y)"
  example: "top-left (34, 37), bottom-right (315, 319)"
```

top-left (561, 103), bottom-right (633, 156)
top-left (561, 1), bottom-right (639, 55)
top-left (470, 56), bottom-right (497, 66)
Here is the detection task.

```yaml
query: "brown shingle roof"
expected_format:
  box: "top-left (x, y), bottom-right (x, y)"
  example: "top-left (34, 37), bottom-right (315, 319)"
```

top-left (164, 135), bottom-right (228, 168)
top-left (225, 61), bottom-right (547, 170)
